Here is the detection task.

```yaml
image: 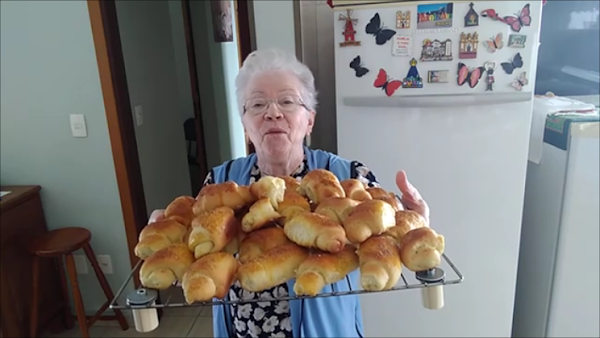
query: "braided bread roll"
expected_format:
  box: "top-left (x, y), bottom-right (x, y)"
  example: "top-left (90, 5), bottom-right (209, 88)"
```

top-left (341, 179), bottom-right (372, 201)
top-left (241, 198), bottom-right (282, 233)
top-left (164, 196), bottom-right (196, 227)
top-left (182, 252), bottom-right (239, 303)
top-left (134, 219), bottom-right (187, 260)
top-left (139, 243), bottom-right (194, 290)
top-left (250, 176), bottom-right (286, 208)
top-left (284, 212), bottom-right (346, 253)
top-left (276, 190), bottom-right (311, 225)
top-left (238, 226), bottom-right (291, 264)
top-left (298, 169), bottom-right (345, 204)
top-left (367, 187), bottom-right (403, 211)
top-left (384, 210), bottom-right (428, 242)
top-left (399, 227), bottom-right (445, 272)
top-left (294, 245), bottom-right (359, 296)
top-left (357, 235), bottom-right (402, 291)
top-left (193, 182), bottom-right (255, 214)
top-left (314, 197), bottom-right (360, 225)
top-left (343, 199), bottom-right (396, 244)
top-left (188, 206), bottom-right (239, 259)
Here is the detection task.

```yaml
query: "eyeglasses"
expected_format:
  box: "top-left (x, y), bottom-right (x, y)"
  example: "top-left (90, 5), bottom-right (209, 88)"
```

top-left (243, 95), bottom-right (307, 115)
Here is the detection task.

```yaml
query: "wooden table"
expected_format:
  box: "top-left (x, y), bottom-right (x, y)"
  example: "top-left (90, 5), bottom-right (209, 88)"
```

top-left (1, 186), bottom-right (69, 337)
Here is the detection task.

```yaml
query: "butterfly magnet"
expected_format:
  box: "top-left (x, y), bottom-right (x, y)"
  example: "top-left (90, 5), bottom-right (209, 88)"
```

top-left (457, 62), bottom-right (484, 88)
top-left (481, 4), bottom-right (531, 33)
top-left (511, 72), bottom-right (528, 91)
top-left (365, 13), bottom-right (396, 46)
top-left (374, 69), bottom-right (402, 96)
top-left (402, 58), bottom-right (424, 89)
top-left (349, 56), bottom-right (369, 77)
top-left (483, 33), bottom-right (504, 53)
top-left (501, 52), bottom-right (524, 74)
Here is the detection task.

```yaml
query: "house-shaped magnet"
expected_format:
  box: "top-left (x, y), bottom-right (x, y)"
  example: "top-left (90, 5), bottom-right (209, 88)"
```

top-left (464, 2), bottom-right (479, 27)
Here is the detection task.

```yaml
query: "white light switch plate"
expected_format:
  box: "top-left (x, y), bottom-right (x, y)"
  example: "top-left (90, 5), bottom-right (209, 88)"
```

top-left (70, 114), bottom-right (87, 137)
top-left (97, 255), bottom-right (113, 274)
top-left (134, 105), bottom-right (144, 126)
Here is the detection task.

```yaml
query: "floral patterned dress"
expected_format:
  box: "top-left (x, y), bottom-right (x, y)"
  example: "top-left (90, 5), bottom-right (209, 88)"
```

top-left (202, 156), bottom-right (380, 338)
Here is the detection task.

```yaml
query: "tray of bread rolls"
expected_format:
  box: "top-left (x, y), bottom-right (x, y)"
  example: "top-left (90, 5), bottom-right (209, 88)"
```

top-left (109, 169), bottom-right (464, 310)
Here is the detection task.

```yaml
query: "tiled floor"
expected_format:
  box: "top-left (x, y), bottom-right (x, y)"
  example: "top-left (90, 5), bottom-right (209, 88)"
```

top-left (43, 288), bottom-right (213, 338)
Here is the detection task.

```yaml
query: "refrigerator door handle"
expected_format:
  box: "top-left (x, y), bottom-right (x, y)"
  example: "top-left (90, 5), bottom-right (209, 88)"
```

top-left (343, 92), bottom-right (533, 108)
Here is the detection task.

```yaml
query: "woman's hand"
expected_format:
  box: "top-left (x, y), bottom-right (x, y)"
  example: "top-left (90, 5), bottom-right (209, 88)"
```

top-left (395, 170), bottom-right (430, 224)
top-left (148, 209), bottom-right (166, 223)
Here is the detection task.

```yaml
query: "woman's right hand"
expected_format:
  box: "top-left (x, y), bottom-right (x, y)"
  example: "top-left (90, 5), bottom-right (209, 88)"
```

top-left (148, 209), bottom-right (166, 223)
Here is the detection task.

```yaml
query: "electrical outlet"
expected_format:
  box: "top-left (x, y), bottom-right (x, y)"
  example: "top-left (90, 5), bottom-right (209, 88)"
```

top-left (74, 255), bottom-right (88, 274)
top-left (96, 255), bottom-right (113, 274)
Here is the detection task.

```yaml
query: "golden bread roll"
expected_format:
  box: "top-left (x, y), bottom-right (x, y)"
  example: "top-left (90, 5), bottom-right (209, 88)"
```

top-left (276, 190), bottom-right (311, 225)
top-left (343, 199), bottom-right (396, 244)
top-left (367, 188), bottom-right (403, 211)
top-left (284, 212), bottom-right (346, 253)
top-left (399, 227), bottom-right (445, 272)
top-left (222, 223), bottom-right (244, 255)
top-left (298, 169), bottom-right (345, 204)
top-left (164, 196), bottom-right (196, 227)
top-left (237, 242), bottom-right (309, 292)
top-left (357, 235), bottom-right (402, 291)
top-left (193, 182), bottom-right (255, 214)
top-left (182, 252), bottom-right (239, 303)
top-left (314, 197), bottom-right (360, 225)
top-left (134, 219), bottom-right (187, 260)
top-left (341, 179), bottom-right (372, 201)
top-left (139, 243), bottom-right (194, 290)
top-left (279, 175), bottom-right (301, 193)
top-left (250, 176), bottom-right (286, 208)
top-left (238, 226), bottom-right (291, 264)
top-left (294, 245), bottom-right (359, 296)
top-left (188, 206), bottom-right (239, 259)
top-left (384, 210), bottom-right (428, 242)
top-left (241, 198), bottom-right (281, 233)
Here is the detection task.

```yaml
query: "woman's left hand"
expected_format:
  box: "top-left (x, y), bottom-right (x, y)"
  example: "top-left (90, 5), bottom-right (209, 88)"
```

top-left (395, 170), bottom-right (430, 224)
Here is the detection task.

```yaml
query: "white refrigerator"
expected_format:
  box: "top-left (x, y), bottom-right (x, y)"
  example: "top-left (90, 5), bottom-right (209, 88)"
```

top-left (332, 0), bottom-right (543, 337)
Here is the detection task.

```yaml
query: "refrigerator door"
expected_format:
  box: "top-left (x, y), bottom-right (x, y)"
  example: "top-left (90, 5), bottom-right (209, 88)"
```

top-left (332, 1), bottom-right (544, 337)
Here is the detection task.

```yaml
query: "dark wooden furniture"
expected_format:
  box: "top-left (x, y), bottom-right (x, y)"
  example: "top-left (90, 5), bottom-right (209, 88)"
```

top-left (29, 227), bottom-right (129, 338)
top-left (0, 186), bottom-right (66, 337)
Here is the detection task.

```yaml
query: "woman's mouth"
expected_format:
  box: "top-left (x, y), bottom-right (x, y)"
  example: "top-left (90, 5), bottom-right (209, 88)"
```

top-left (265, 128), bottom-right (287, 135)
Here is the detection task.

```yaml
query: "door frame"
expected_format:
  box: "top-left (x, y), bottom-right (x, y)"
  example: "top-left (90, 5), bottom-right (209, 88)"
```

top-left (87, 0), bottom-right (256, 273)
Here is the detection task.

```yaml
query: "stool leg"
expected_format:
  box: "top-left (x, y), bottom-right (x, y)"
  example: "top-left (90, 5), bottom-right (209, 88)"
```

top-left (29, 255), bottom-right (40, 337)
top-left (64, 253), bottom-right (90, 338)
top-left (83, 244), bottom-right (129, 330)
top-left (54, 256), bottom-right (74, 330)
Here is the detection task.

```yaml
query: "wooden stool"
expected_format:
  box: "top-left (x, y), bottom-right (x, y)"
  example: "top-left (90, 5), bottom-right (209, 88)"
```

top-left (28, 227), bottom-right (129, 337)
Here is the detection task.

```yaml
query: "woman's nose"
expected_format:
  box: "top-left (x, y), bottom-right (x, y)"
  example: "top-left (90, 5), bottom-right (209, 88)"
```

top-left (264, 103), bottom-right (283, 120)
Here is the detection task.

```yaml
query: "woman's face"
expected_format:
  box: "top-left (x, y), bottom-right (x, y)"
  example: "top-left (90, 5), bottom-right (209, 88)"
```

top-left (242, 70), bottom-right (315, 159)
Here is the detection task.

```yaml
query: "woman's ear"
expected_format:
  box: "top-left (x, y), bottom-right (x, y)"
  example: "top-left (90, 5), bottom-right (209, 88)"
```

top-left (306, 111), bottom-right (316, 135)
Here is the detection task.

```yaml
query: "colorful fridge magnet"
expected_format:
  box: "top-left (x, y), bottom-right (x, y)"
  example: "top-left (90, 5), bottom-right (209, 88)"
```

top-left (339, 9), bottom-right (361, 47)
top-left (428, 70), bottom-right (449, 83)
top-left (457, 62), bottom-right (484, 88)
top-left (511, 72), bottom-right (529, 91)
top-left (402, 58), bottom-right (424, 88)
top-left (508, 34), bottom-right (527, 48)
top-left (501, 52), bottom-right (524, 74)
top-left (349, 56), bottom-right (369, 77)
top-left (481, 4), bottom-right (531, 33)
top-left (483, 61), bottom-right (497, 91)
top-left (420, 38), bottom-right (453, 61)
top-left (417, 3), bottom-right (453, 30)
top-left (365, 13), bottom-right (396, 45)
top-left (392, 35), bottom-right (413, 57)
top-left (483, 33), bottom-right (504, 53)
top-left (459, 32), bottom-right (478, 59)
top-left (396, 10), bottom-right (411, 29)
top-left (373, 68), bottom-right (402, 96)
top-left (464, 2), bottom-right (479, 27)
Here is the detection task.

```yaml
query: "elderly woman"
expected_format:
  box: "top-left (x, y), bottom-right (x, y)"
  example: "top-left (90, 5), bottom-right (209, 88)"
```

top-left (151, 48), bottom-right (429, 338)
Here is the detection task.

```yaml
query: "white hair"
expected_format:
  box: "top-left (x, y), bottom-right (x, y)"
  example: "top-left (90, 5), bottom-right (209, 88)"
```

top-left (235, 48), bottom-right (318, 117)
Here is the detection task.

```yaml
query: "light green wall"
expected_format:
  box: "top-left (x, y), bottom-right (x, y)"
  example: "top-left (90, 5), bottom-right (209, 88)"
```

top-left (0, 0), bottom-right (133, 314)
top-left (189, 0), bottom-right (246, 169)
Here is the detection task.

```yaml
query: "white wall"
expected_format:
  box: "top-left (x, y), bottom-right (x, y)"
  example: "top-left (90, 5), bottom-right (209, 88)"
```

top-left (253, 0), bottom-right (297, 55)
top-left (115, 0), bottom-right (193, 213)
top-left (0, 0), bottom-right (132, 314)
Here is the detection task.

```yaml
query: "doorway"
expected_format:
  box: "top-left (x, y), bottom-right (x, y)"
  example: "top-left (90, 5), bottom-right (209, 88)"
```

top-left (87, 0), bottom-right (255, 271)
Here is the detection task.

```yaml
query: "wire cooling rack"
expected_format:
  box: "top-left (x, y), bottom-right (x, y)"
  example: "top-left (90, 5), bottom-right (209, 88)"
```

top-left (109, 252), bottom-right (464, 310)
